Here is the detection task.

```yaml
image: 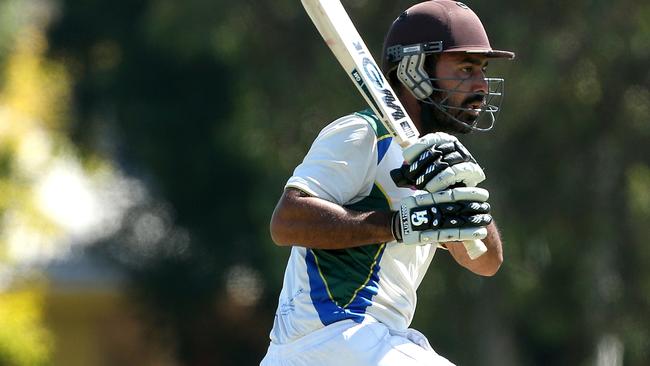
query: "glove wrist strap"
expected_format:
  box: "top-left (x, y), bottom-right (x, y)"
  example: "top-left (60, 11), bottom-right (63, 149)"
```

top-left (391, 211), bottom-right (403, 243)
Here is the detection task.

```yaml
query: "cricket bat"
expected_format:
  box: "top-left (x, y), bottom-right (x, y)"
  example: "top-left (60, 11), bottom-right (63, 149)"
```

top-left (300, 0), bottom-right (488, 259)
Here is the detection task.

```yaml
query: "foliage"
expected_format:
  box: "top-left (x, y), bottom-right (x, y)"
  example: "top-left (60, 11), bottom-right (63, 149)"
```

top-left (0, 1), bottom-right (121, 365)
top-left (0, 288), bottom-right (52, 366)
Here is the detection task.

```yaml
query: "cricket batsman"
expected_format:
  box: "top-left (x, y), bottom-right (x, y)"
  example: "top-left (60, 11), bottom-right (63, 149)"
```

top-left (261, 1), bottom-right (515, 364)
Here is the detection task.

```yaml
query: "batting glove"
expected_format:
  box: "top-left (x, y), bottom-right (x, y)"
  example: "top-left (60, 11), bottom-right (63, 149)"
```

top-left (392, 187), bottom-right (492, 245)
top-left (391, 133), bottom-right (485, 193)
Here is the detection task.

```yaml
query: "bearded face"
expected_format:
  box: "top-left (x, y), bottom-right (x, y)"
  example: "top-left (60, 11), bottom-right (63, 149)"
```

top-left (421, 90), bottom-right (488, 134)
top-left (417, 53), bottom-right (504, 134)
top-left (390, 52), bottom-right (506, 135)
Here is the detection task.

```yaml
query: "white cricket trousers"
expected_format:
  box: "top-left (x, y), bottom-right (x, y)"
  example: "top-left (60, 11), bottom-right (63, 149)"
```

top-left (260, 319), bottom-right (455, 366)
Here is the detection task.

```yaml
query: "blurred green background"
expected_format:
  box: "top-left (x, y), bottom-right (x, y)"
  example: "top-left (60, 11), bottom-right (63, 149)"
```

top-left (0, 0), bottom-right (648, 365)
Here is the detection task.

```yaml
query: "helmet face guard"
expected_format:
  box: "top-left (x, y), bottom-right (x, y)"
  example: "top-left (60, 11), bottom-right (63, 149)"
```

top-left (389, 45), bottom-right (505, 132)
top-left (424, 76), bottom-right (504, 132)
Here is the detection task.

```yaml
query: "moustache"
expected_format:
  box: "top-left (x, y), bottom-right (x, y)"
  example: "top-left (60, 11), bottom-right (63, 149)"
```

top-left (462, 94), bottom-right (486, 108)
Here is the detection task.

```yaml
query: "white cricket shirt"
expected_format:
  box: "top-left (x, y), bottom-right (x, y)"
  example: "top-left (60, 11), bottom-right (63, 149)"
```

top-left (269, 110), bottom-right (438, 345)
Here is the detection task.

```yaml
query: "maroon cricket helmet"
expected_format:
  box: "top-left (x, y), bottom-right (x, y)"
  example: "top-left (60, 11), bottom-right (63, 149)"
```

top-left (381, 0), bottom-right (515, 73)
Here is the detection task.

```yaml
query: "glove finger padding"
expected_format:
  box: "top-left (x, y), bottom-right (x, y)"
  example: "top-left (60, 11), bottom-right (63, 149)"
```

top-left (392, 147), bottom-right (443, 187)
top-left (402, 132), bottom-right (458, 163)
top-left (423, 161), bottom-right (485, 192)
top-left (427, 186), bottom-right (489, 203)
top-left (391, 133), bottom-right (484, 190)
top-left (394, 187), bottom-right (492, 245)
top-left (421, 227), bottom-right (489, 243)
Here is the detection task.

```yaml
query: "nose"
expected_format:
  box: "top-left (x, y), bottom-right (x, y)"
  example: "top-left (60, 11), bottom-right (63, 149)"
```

top-left (471, 71), bottom-right (488, 95)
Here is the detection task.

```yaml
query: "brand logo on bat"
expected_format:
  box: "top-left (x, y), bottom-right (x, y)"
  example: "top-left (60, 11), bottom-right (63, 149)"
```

top-left (400, 121), bottom-right (415, 138)
top-left (351, 45), bottom-right (415, 138)
top-left (380, 88), bottom-right (407, 121)
top-left (362, 58), bottom-right (384, 90)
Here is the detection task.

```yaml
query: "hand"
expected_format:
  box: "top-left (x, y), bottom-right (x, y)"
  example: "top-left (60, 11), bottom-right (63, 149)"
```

top-left (392, 187), bottom-right (492, 245)
top-left (390, 133), bottom-right (485, 193)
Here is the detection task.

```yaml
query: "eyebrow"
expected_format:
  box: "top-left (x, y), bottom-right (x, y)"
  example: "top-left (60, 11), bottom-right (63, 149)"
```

top-left (459, 57), bottom-right (488, 67)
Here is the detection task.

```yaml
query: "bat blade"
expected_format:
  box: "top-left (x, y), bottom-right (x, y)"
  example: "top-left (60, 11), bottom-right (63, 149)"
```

top-left (301, 0), bottom-right (487, 259)
top-left (301, 0), bottom-right (418, 148)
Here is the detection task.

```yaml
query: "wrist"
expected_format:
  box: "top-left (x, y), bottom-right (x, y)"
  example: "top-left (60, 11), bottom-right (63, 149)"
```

top-left (390, 211), bottom-right (403, 242)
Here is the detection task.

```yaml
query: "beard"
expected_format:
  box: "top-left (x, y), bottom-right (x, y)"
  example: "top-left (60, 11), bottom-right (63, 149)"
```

top-left (420, 92), bottom-right (485, 135)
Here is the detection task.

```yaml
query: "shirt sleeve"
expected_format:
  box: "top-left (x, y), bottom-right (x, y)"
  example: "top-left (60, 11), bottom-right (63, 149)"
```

top-left (286, 114), bottom-right (377, 205)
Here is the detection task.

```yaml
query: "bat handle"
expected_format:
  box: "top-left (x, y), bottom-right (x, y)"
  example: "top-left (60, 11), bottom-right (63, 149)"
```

top-left (463, 239), bottom-right (488, 260)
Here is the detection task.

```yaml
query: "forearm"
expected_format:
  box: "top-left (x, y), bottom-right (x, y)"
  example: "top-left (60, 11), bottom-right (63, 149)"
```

top-left (270, 188), bottom-right (394, 249)
top-left (445, 221), bottom-right (503, 276)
